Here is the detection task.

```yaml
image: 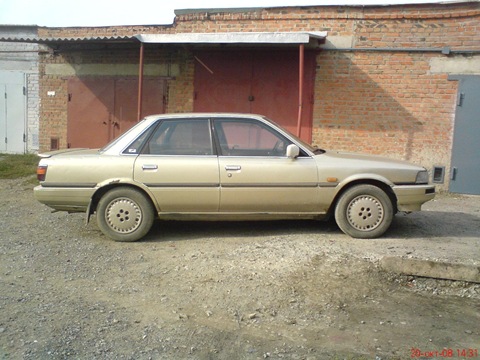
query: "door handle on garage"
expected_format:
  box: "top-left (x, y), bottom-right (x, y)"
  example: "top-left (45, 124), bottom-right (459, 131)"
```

top-left (142, 164), bottom-right (158, 170)
top-left (225, 165), bottom-right (241, 171)
top-left (451, 167), bottom-right (458, 180)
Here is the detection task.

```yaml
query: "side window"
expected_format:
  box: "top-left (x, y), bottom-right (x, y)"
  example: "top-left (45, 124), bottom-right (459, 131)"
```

top-left (215, 119), bottom-right (290, 156)
top-left (144, 119), bottom-right (213, 155)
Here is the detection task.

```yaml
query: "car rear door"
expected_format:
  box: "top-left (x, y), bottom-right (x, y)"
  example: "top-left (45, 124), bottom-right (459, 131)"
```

top-left (214, 118), bottom-right (319, 213)
top-left (133, 119), bottom-right (220, 212)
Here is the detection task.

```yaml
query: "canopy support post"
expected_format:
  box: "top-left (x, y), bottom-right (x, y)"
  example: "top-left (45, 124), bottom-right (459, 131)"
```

top-left (137, 42), bottom-right (145, 122)
top-left (296, 44), bottom-right (305, 137)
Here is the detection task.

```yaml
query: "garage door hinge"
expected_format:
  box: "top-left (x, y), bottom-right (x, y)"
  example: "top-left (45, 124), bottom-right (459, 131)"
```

top-left (23, 86), bottom-right (26, 96)
top-left (23, 133), bottom-right (26, 143)
top-left (457, 92), bottom-right (465, 107)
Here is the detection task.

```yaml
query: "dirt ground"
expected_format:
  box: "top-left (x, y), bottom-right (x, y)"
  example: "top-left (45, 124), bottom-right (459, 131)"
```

top-left (1, 178), bottom-right (479, 359)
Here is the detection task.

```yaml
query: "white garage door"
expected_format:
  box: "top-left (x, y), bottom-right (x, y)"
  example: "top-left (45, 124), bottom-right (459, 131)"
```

top-left (0, 71), bottom-right (26, 153)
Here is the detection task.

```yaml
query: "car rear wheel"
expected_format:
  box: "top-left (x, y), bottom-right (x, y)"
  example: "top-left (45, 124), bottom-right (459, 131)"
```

top-left (334, 184), bottom-right (394, 239)
top-left (97, 187), bottom-right (154, 242)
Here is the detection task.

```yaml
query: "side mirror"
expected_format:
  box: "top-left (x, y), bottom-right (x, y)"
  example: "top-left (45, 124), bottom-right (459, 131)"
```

top-left (286, 144), bottom-right (300, 159)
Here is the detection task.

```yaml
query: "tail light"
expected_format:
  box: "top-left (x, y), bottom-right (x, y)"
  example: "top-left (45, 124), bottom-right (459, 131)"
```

top-left (37, 165), bottom-right (48, 182)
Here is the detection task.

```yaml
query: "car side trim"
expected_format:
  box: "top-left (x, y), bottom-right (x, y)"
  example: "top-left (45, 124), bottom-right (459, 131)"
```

top-left (221, 183), bottom-right (318, 188)
top-left (40, 183), bottom-right (97, 188)
top-left (318, 182), bottom-right (338, 188)
top-left (144, 183), bottom-right (220, 188)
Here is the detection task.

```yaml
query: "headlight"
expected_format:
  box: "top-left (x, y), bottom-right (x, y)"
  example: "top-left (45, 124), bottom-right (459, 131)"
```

top-left (415, 170), bottom-right (429, 184)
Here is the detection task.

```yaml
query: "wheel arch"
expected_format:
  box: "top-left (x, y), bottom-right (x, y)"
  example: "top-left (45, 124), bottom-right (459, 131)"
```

top-left (86, 181), bottom-right (158, 222)
top-left (328, 178), bottom-right (398, 217)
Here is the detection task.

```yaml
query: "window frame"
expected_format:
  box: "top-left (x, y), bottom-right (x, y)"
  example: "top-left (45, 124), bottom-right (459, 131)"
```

top-left (212, 118), bottom-right (293, 157)
top-left (124, 118), bottom-right (215, 156)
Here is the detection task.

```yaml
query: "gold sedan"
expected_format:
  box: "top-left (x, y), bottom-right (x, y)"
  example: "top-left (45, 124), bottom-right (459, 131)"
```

top-left (34, 113), bottom-right (435, 241)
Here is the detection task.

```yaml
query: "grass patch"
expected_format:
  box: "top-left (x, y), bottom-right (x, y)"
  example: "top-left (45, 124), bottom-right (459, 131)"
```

top-left (0, 153), bottom-right (39, 179)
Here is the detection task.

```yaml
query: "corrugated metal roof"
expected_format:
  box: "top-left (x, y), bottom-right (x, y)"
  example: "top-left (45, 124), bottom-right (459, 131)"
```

top-left (0, 35), bottom-right (136, 43)
top-left (135, 32), bottom-right (327, 44)
top-left (1, 32), bottom-right (327, 45)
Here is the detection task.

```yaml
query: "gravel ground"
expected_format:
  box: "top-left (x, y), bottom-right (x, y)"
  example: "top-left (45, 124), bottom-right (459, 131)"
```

top-left (1, 178), bottom-right (479, 359)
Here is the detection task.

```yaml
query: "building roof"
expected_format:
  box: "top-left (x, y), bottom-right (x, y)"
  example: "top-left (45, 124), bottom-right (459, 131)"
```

top-left (0, 35), bottom-right (134, 43)
top-left (135, 32), bottom-right (327, 45)
top-left (0, 32), bottom-right (327, 47)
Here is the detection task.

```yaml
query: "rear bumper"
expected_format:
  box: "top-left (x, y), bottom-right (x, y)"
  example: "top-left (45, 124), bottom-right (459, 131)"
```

top-left (34, 185), bottom-right (94, 212)
top-left (392, 184), bottom-right (435, 212)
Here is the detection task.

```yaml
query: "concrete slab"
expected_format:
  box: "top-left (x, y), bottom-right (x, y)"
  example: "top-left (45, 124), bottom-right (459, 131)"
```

top-left (380, 257), bottom-right (480, 283)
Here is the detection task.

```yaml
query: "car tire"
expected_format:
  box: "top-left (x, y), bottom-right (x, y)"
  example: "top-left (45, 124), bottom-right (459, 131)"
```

top-left (96, 187), bottom-right (155, 242)
top-left (334, 184), bottom-right (394, 239)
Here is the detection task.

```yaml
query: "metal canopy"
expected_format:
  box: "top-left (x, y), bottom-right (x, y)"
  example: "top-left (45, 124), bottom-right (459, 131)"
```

top-left (134, 32), bottom-right (327, 45)
top-left (135, 31), bottom-right (327, 136)
top-left (0, 32), bottom-right (327, 46)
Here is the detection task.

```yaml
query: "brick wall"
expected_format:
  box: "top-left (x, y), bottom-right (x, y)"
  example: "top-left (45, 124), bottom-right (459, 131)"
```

top-left (26, 72), bottom-right (40, 151)
top-left (165, 52), bottom-right (194, 113)
top-left (313, 51), bottom-right (456, 167)
top-left (38, 70), bottom-right (68, 150)
top-left (38, 25), bottom-right (173, 38)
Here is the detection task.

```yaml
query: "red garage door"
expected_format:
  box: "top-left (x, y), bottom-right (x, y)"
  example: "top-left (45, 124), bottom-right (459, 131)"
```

top-left (194, 50), bottom-right (316, 142)
top-left (67, 77), bottom-right (165, 149)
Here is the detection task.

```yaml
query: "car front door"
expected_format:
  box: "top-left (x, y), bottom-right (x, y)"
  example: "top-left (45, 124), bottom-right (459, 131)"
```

top-left (214, 118), bottom-right (319, 213)
top-left (133, 119), bottom-right (220, 212)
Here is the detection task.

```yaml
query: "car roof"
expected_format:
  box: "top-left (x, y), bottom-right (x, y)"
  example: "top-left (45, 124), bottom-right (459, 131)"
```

top-left (101, 113), bottom-right (276, 155)
top-left (143, 113), bottom-right (266, 121)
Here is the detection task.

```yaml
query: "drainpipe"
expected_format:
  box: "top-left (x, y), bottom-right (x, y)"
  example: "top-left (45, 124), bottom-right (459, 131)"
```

top-left (296, 44), bottom-right (305, 138)
top-left (137, 42), bottom-right (145, 122)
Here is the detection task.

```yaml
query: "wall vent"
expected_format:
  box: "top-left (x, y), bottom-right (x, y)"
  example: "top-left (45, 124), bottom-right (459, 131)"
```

top-left (433, 166), bottom-right (445, 184)
top-left (50, 137), bottom-right (59, 151)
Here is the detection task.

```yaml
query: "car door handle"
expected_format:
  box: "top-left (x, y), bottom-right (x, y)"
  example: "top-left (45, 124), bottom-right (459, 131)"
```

top-left (142, 164), bottom-right (158, 171)
top-left (225, 165), bottom-right (241, 171)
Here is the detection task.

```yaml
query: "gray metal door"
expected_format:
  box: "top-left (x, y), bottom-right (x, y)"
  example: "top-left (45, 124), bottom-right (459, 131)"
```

top-left (0, 71), bottom-right (26, 153)
top-left (449, 75), bottom-right (480, 195)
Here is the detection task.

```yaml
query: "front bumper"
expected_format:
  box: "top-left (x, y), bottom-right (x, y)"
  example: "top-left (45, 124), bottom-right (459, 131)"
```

top-left (392, 184), bottom-right (436, 212)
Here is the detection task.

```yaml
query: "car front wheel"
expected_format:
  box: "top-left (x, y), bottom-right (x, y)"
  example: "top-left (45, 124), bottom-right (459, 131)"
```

top-left (96, 187), bottom-right (155, 242)
top-left (334, 184), bottom-right (394, 239)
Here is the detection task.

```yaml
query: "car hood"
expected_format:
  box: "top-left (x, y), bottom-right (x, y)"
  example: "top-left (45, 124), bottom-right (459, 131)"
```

top-left (321, 150), bottom-right (423, 168)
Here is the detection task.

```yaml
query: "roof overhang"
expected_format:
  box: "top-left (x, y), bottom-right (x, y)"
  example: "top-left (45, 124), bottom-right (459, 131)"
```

top-left (135, 32), bottom-right (327, 47)
top-left (0, 31), bottom-right (327, 49)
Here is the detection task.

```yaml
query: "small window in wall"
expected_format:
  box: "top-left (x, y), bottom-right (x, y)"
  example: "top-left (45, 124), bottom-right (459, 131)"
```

top-left (145, 119), bottom-right (213, 156)
top-left (433, 166), bottom-right (445, 184)
top-left (50, 137), bottom-right (59, 151)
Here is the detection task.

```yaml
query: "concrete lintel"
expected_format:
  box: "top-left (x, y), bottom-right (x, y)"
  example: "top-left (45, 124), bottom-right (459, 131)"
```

top-left (430, 57), bottom-right (480, 75)
top-left (322, 35), bottom-right (354, 49)
top-left (0, 60), bottom-right (37, 72)
top-left (45, 63), bottom-right (180, 77)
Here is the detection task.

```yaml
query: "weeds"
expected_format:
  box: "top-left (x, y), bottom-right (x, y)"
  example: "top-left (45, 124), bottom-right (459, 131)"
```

top-left (0, 153), bottom-right (38, 179)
